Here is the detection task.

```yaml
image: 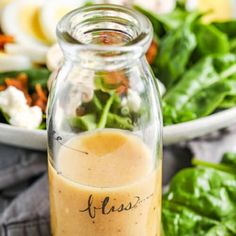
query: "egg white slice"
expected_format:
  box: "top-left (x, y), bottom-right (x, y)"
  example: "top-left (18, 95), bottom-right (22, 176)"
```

top-left (0, 53), bottom-right (32, 72)
top-left (0, 0), bottom-right (13, 17)
top-left (1, 0), bottom-right (49, 47)
top-left (5, 43), bottom-right (48, 64)
top-left (40, 0), bottom-right (90, 44)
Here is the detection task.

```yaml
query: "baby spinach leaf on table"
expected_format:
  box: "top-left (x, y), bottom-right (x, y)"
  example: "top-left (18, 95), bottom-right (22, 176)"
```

top-left (192, 158), bottom-right (235, 175)
top-left (193, 24), bottom-right (230, 56)
top-left (165, 167), bottom-right (236, 219)
top-left (156, 22), bottom-right (197, 88)
top-left (162, 201), bottom-right (226, 236)
top-left (163, 167), bottom-right (236, 235)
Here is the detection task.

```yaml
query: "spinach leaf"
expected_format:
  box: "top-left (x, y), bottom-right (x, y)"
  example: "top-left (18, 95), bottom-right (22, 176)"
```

top-left (83, 93), bottom-right (103, 114)
top-left (194, 24), bottom-right (230, 56)
top-left (165, 167), bottom-right (236, 219)
top-left (177, 81), bottom-right (231, 122)
top-left (97, 93), bottom-right (115, 129)
top-left (221, 153), bottom-right (236, 169)
top-left (106, 113), bottom-right (133, 130)
top-left (156, 22), bottom-right (197, 88)
top-left (134, 5), bottom-right (165, 37)
top-left (163, 54), bottom-right (236, 124)
top-left (219, 96), bottom-right (236, 109)
top-left (213, 20), bottom-right (236, 38)
top-left (229, 39), bottom-right (236, 53)
top-left (192, 159), bottom-right (235, 175)
top-left (135, 5), bottom-right (198, 35)
top-left (218, 76), bottom-right (236, 109)
top-left (163, 153), bottom-right (236, 236)
top-left (0, 108), bottom-right (10, 123)
top-left (162, 201), bottom-right (225, 236)
top-left (69, 114), bottom-right (97, 131)
top-left (163, 168), bottom-right (236, 235)
top-left (68, 89), bottom-right (134, 131)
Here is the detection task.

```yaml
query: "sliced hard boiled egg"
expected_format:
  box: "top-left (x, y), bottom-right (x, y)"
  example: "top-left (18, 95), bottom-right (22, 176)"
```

top-left (5, 43), bottom-right (48, 64)
top-left (1, 0), bottom-right (50, 47)
top-left (0, 0), bottom-right (13, 9)
top-left (0, 53), bottom-right (32, 72)
top-left (40, 0), bottom-right (90, 44)
top-left (0, 0), bottom-right (13, 18)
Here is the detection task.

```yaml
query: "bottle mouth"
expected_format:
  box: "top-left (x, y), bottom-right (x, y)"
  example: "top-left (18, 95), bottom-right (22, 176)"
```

top-left (57, 4), bottom-right (153, 67)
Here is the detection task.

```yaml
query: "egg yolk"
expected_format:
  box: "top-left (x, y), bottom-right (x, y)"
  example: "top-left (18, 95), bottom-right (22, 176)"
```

top-left (19, 5), bottom-right (50, 45)
top-left (198, 0), bottom-right (233, 23)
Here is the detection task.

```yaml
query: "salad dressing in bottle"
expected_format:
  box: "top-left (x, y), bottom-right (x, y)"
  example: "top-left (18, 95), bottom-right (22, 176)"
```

top-left (47, 4), bottom-right (162, 236)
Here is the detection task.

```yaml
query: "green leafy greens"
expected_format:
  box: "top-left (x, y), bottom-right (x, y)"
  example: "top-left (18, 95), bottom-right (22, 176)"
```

top-left (137, 6), bottom-right (236, 125)
top-left (162, 153), bottom-right (236, 236)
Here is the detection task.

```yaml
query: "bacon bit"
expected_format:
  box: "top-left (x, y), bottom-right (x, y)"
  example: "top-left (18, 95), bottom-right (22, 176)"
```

top-left (17, 73), bottom-right (28, 88)
top-left (0, 85), bottom-right (6, 91)
top-left (99, 31), bottom-right (125, 45)
top-left (0, 35), bottom-right (14, 51)
top-left (146, 40), bottom-right (158, 65)
top-left (32, 84), bottom-right (47, 112)
top-left (104, 71), bottom-right (129, 95)
top-left (5, 73), bottom-right (32, 105)
top-left (116, 84), bottom-right (128, 95)
top-left (76, 106), bottom-right (86, 116)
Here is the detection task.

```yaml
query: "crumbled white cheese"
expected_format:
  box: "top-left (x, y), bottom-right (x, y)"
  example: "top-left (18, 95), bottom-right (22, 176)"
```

top-left (0, 86), bottom-right (26, 115)
top-left (0, 86), bottom-right (42, 129)
top-left (127, 89), bottom-right (141, 112)
top-left (185, 0), bottom-right (198, 11)
top-left (10, 106), bottom-right (42, 129)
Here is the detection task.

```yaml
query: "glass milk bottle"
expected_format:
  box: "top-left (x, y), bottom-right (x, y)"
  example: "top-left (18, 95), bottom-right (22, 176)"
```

top-left (47, 4), bottom-right (163, 236)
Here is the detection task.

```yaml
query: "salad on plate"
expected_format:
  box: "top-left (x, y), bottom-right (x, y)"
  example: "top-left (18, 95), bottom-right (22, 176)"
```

top-left (0, 0), bottom-right (236, 132)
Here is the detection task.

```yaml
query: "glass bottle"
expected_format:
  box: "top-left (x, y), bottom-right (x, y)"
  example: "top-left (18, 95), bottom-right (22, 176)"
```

top-left (47, 4), bottom-right (162, 236)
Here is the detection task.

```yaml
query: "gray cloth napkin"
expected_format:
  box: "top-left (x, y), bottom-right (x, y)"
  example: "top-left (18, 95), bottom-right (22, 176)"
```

top-left (0, 124), bottom-right (235, 236)
top-left (0, 144), bottom-right (50, 236)
top-left (189, 125), bottom-right (236, 162)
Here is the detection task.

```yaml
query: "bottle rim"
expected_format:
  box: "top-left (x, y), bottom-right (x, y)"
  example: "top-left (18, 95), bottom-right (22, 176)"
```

top-left (56, 4), bottom-right (153, 54)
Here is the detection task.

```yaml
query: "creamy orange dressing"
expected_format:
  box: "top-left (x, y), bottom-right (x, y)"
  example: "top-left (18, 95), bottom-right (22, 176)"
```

top-left (48, 129), bottom-right (162, 236)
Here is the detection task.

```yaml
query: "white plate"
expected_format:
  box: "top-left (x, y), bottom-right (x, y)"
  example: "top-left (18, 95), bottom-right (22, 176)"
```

top-left (0, 107), bottom-right (236, 150)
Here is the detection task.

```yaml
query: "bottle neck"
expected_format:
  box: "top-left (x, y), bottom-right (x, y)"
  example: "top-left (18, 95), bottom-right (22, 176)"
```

top-left (57, 4), bottom-right (153, 70)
